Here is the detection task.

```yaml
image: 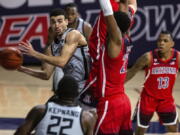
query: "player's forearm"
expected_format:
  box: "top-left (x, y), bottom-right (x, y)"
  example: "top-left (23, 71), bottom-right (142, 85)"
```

top-left (33, 51), bottom-right (66, 68)
top-left (125, 69), bottom-right (137, 83)
top-left (18, 66), bottom-right (50, 80)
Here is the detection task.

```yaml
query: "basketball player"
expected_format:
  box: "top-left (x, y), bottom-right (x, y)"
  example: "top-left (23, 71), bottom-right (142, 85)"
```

top-left (126, 31), bottom-right (180, 135)
top-left (79, 0), bottom-right (137, 107)
top-left (14, 76), bottom-right (96, 135)
top-left (46, 3), bottom-right (92, 46)
top-left (18, 8), bottom-right (90, 92)
top-left (87, 0), bottom-right (134, 134)
top-left (65, 3), bottom-right (92, 42)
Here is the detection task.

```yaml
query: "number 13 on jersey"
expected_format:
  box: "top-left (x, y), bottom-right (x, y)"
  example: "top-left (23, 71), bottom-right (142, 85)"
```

top-left (157, 77), bottom-right (169, 89)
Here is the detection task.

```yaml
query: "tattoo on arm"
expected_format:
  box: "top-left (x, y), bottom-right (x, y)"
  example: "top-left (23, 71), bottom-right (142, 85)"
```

top-left (125, 53), bottom-right (150, 83)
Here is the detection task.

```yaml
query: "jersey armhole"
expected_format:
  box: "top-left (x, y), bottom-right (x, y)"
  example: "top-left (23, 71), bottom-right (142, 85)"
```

top-left (148, 51), bottom-right (153, 68)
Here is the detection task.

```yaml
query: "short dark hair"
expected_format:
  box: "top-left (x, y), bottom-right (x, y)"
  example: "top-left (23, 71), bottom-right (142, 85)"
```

top-left (64, 3), bottom-right (78, 10)
top-left (160, 30), bottom-right (173, 40)
top-left (114, 11), bottom-right (131, 33)
top-left (56, 76), bottom-right (79, 99)
top-left (50, 8), bottom-right (67, 18)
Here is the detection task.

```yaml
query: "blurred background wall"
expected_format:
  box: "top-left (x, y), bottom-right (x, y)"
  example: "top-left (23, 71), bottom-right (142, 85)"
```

top-left (0, 0), bottom-right (180, 66)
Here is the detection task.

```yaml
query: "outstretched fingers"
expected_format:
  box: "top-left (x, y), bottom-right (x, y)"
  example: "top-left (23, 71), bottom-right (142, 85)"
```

top-left (18, 41), bottom-right (33, 55)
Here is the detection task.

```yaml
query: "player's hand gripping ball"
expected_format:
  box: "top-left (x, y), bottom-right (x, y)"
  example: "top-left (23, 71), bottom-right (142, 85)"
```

top-left (0, 47), bottom-right (23, 70)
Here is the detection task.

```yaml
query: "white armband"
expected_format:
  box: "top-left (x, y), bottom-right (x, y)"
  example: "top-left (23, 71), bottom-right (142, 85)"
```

top-left (99, 0), bottom-right (113, 16)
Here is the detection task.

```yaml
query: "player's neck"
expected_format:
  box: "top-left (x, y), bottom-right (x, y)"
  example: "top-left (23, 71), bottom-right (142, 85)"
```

top-left (56, 27), bottom-right (68, 39)
top-left (68, 19), bottom-right (78, 29)
top-left (158, 50), bottom-right (172, 60)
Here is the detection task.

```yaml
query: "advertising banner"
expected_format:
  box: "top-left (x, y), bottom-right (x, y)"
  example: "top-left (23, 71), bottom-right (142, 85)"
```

top-left (0, 0), bottom-right (180, 65)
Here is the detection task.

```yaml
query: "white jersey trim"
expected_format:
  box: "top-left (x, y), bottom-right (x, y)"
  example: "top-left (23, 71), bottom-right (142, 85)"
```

top-left (94, 101), bottom-right (109, 135)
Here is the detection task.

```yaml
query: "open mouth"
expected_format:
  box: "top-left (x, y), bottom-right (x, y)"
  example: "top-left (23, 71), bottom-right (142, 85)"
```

top-left (158, 47), bottom-right (164, 51)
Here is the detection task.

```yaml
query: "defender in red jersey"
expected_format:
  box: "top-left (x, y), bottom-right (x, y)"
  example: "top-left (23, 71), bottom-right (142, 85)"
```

top-left (126, 31), bottom-right (180, 135)
top-left (86, 0), bottom-right (136, 134)
top-left (79, 0), bottom-right (137, 108)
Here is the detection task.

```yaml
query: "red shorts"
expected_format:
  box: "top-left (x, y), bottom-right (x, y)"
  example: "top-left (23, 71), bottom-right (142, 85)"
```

top-left (134, 90), bottom-right (178, 128)
top-left (94, 94), bottom-right (133, 135)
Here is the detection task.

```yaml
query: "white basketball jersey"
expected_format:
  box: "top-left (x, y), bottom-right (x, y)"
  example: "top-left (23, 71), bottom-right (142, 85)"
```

top-left (35, 102), bottom-right (84, 135)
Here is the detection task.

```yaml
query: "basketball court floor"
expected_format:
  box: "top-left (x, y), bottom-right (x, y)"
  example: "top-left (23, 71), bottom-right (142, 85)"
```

top-left (0, 66), bottom-right (179, 135)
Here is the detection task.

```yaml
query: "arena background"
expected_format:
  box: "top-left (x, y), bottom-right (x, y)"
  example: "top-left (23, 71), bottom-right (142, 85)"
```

top-left (0, 0), bottom-right (180, 134)
top-left (1, 0), bottom-right (180, 66)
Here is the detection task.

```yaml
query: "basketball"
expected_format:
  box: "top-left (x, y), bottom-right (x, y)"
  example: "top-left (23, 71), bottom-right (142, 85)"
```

top-left (0, 47), bottom-right (23, 70)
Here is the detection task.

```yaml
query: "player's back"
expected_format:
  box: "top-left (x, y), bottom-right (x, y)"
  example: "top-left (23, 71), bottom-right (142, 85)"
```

top-left (35, 102), bottom-right (84, 135)
top-left (95, 37), bottom-right (133, 99)
top-left (143, 49), bottom-right (179, 99)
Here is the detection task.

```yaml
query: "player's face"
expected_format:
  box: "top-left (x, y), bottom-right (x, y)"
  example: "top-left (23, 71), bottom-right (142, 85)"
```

top-left (65, 7), bottom-right (79, 25)
top-left (50, 15), bottom-right (68, 36)
top-left (157, 34), bottom-right (174, 54)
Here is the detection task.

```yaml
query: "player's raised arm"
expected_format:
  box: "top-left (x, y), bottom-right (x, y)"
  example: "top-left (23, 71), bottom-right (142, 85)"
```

top-left (125, 52), bottom-right (151, 83)
top-left (99, 0), bottom-right (122, 46)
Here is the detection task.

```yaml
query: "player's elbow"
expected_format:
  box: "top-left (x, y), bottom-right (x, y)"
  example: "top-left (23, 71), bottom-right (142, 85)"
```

top-left (57, 59), bottom-right (67, 68)
top-left (41, 74), bottom-right (51, 80)
top-left (40, 71), bottom-right (51, 80)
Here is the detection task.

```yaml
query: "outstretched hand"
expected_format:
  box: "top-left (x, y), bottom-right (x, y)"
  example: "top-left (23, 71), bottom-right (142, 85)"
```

top-left (17, 66), bottom-right (26, 72)
top-left (18, 41), bottom-right (36, 57)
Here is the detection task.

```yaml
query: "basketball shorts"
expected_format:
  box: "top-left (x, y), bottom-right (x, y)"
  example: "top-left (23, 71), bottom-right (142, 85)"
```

top-left (134, 91), bottom-right (178, 128)
top-left (94, 94), bottom-right (133, 135)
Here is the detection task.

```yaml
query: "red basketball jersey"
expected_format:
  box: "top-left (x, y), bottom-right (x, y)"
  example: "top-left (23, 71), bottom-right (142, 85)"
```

top-left (143, 49), bottom-right (179, 99)
top-left (89, 4), bottom-right (135, 62)
top-left (94, 37), bottom-right (133, 99)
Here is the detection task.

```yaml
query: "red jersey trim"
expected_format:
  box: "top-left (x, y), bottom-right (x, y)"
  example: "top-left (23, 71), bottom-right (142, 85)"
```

top-left (156, 49), bottom-right (175, 63)
top-left (149, 51), bottom-right (153, 68)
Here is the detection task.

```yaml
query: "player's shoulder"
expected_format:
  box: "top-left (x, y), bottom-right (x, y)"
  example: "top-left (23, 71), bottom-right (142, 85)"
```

top-left (83, 21), bottom-right (92, 28)
top-left (26, 104), bottom-right (46, 122)
top-left (31, 104), bottom-right (46, 114)
top-left (142, 51), bottom-right (152, 60)
top-left (69, 29), bottom-right (81, 34)
top-left (82, 109), bottom-right (97, 122)
top-left (67, 29), bottom-right (82, 38)
top-left (137, 51), bottom-right (152, 67)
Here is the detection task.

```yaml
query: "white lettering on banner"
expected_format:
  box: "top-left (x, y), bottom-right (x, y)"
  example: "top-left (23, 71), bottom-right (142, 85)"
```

top-left (60, 0), bottom-right (74, 5)
top-left (131, 4), bottom-right (180, 41)
top-left (28, 0), bottom-right (53, 7)
top-left (86, 9), bottom-right (100, 23)
top-left (1, 2), bottom-right (180, 43)
top-left (0, 0), bottom-right (96, 8)
top-left (81, 0), bottom-right (95, 4)
top-left (0, 0), bottom-right (26, 9)
top-left (0, 14), bottom-right (49, 48)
